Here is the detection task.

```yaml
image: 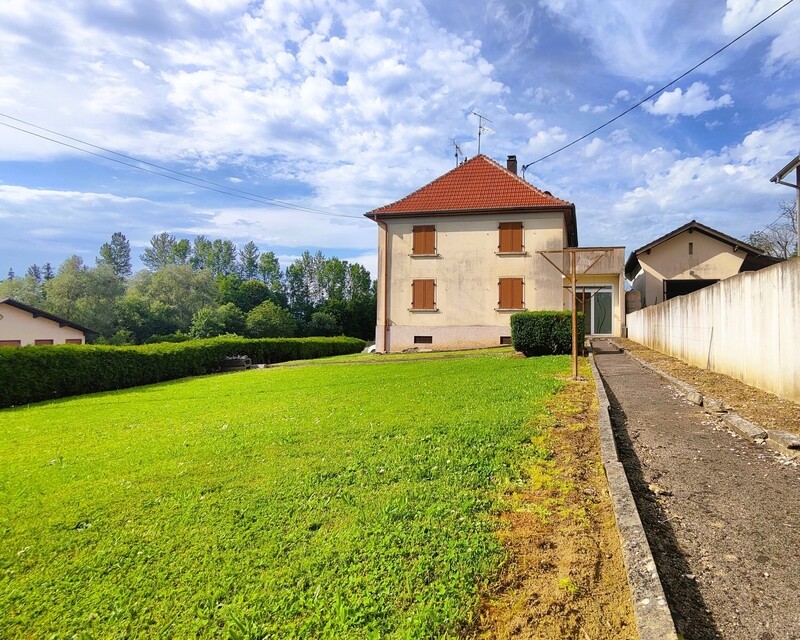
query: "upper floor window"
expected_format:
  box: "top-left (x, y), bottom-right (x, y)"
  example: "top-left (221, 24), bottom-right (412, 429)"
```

top-left (412, 225), bottom-right (436, 256)
top-left (498, 277), bottom-right (524, 310)
top-left (498, 222), bottom-right (524, 253)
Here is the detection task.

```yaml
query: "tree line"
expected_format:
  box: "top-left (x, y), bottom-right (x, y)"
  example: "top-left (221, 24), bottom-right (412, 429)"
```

top-left (1, 233), bottom-right (376, 344)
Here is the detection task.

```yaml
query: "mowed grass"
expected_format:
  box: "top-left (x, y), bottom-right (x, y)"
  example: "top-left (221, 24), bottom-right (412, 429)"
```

top-left (1, 350), bottom-right (569, 639)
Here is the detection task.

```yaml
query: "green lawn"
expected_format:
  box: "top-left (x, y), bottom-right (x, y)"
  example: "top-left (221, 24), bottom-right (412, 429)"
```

top-left (1, 350), bottom-right (569, 639)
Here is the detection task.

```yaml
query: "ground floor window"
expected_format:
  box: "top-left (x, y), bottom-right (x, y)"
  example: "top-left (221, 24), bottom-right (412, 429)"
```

top-left (498, 277), bottom-right (524, 310)
top-left (65, 338), bottom-right (83, 344)
top-left (34, 339), bottom-right (54, 345)
top-left (411, 279), bottom-right (436, 310)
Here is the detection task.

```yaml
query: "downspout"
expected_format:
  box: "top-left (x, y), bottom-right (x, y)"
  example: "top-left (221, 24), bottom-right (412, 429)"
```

top-left (376, 219), bottom-right (390, 353)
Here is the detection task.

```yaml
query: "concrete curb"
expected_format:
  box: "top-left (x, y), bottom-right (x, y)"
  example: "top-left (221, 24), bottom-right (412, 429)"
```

top-left (608, 340), bottom-right (798, 461)
top-left (589, 353), bottom-right (679, 640)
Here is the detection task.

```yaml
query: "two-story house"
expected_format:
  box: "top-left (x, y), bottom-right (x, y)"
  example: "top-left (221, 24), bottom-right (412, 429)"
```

top-left (365, 154), bottom-right (625, 352)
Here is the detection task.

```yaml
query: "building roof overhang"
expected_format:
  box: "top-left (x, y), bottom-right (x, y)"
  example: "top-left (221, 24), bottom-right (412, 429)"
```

top-left (770, 154), bottom-right (800, 187)
top-left (0, 298), bottom-right (97, 335)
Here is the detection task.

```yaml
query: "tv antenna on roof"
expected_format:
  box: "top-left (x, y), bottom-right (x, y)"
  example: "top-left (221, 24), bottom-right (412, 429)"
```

top-left (452, 139), bottom-right (464, 167)
top-left (472, 111), bottom-right (493, 154)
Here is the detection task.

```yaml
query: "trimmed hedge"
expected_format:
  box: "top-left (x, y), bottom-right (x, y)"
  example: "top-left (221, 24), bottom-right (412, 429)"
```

top-left (510, 311), bottom-right (585, 357)
top-left (0, 336), bottom-right (366, 408)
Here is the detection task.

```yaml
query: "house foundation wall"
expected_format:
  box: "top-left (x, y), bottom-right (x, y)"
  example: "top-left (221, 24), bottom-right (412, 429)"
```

top-left (378, 325), bottom-right (513, 352)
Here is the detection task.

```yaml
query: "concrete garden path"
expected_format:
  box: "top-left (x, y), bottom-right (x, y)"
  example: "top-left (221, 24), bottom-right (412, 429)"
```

top-left (592, 339), bottom-right (800, 640)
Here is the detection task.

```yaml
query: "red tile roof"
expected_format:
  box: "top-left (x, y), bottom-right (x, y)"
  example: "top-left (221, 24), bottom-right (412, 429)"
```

top-left (366, 154), bottom-right (572, 217)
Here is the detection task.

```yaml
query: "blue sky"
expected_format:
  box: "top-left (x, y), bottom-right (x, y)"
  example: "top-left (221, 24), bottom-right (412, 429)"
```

top-left (1, 0), bottom-right (799, 278)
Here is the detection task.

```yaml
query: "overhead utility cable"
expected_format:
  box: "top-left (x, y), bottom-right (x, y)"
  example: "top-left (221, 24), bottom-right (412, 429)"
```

top-left (524, 0), bottom-right (796, 168)
top-left (0, 113), bottom-right (362, 220)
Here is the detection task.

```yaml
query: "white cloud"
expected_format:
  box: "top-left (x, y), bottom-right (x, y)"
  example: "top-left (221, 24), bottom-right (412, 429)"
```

top-left (722, 0), bottom-right (800, 71)
top-left (579, 87), bottom-right (633, 114)
top-left (538, 0), bottom-right (723, 81)
top-left (642, 82), bottom-right (733, 118)
top-left (583, 137), bottom-right (605, 158)
top-left (607, 115), bottom-right (800, 246)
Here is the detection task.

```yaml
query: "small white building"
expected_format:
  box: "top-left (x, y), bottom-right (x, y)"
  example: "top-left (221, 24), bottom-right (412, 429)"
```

top-left (625, 220), bottom-right (783, 307)
top-left (365, 154), bottom-right (625, 352)
top-left (0, 298), bottom-right (93, 346)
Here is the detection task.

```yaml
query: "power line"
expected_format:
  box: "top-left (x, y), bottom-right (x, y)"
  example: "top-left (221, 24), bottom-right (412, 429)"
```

top-left (0, 113), bottom-right (364, 220)
top-left (523, 0), bottom-right (796, 170)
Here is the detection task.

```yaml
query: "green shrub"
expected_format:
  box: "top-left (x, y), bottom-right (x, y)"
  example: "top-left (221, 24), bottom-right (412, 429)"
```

top-left (143, 331), bottom-right (191, 344)
top-left (0, 336), bottom-right (366, 408)
top-left (510, 311), bottom-right (584, 357)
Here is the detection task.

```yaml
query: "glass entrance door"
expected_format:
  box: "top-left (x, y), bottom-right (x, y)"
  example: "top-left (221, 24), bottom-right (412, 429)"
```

top-left (576, 287), bottom-right (613, 336)
top-left (592, 290), bottom-right (612, 335)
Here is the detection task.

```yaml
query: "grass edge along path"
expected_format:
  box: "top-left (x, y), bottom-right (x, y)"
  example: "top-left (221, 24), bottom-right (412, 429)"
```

top-left (468, 360), bottom-right (637, 639)
top-left (0, 349), bottom-right (613, 639)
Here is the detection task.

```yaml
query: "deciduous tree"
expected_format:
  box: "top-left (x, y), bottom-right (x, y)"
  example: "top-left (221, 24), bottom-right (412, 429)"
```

top-left (141, 232), bottom-right (178, 271)
top-left (246, 300), bottom-right (297, 338)
top-left (744, 201), bottom-right (798, 259)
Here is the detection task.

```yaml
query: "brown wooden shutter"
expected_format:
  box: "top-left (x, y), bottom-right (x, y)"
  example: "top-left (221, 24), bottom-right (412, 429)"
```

top-left (412, 279), bottom-right (435, 309)
top-left (34, 339), bottom-right (54, 345)
top-left (413, 225), bottom-right (436, 255)
top-left (65, 338), bottom-right (83, 345)
top-left (498, 277), bottom-right (524, 309)
top-left (512, 277), bottom-right (523, 309)
top-left (498, 222), bottom-right (523, 252)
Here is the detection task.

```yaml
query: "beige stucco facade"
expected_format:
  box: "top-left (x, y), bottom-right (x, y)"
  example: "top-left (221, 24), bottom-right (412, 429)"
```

top-left (629, 231), bottom-right (746, 307)
top-left (0, 301), bottom-right (87, 346)
top-left (374, 213), bottom-right (624, 351)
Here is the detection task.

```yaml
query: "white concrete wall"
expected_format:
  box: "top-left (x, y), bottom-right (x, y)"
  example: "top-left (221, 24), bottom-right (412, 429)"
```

top-left (0, 302), bottom-right (86, 346)
top-left (626, 257), bottom-right (800, 402)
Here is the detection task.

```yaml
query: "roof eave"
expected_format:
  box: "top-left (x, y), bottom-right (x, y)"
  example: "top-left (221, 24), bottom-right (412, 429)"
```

top-left (771, 154), bottom-right (800, 183)
top-left (631, 220), bottom-right (768, 259)
top-left (366, 204), bottom-right (574, 220)
top-left (0, 298), bottom-right (98, 335)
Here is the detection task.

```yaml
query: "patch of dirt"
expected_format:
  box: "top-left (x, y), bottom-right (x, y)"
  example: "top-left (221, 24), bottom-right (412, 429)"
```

top-left (467, 376), bottom-right (637, 640)
top-left (614, 337), bottom-right (800, 436)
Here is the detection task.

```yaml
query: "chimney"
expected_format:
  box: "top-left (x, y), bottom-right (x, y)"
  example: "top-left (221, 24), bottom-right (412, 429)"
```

top-left (506, 155), bottom-right (517, 175)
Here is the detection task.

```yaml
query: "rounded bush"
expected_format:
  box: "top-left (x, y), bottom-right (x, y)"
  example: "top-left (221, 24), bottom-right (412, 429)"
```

top-left (510, 311), bottom-right (584, 357)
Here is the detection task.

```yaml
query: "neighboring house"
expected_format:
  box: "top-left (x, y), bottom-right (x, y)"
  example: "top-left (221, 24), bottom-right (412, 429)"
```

top-left (625, 220), bottom-right (783, 308)
top-left (365, 154), bottom-right (625, 352)
top-left (0, 298), bottom-right (94, 346)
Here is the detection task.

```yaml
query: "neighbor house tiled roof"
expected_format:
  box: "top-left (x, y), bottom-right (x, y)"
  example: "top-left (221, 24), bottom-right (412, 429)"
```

top-left (365, 154), bottom-right (572, 216)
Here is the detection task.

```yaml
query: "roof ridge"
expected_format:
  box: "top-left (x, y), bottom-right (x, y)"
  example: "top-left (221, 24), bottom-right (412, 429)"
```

top-left (632, 219), bottom-right (768, 257)
top-left (366, 154), bottom-right (572, 216)
top-left (478, 154), bottom-right (572, 206)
